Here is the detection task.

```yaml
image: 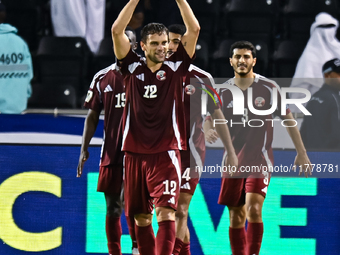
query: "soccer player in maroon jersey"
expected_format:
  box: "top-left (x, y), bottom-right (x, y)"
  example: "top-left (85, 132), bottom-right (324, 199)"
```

top-left (111, 1), bottom-right (203, 254)
top-left (167, 24), bottom-right (238, 255)
top-left (204, 41), bottom-right (312, 255)
top-left (77, 28), bottom-right (140, 255)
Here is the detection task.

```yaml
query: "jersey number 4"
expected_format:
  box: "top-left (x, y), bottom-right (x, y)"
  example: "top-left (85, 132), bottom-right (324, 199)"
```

top-left (143, 85), bottom-right (157, 98)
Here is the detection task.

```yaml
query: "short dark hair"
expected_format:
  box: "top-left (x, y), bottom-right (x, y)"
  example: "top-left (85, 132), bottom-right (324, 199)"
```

top-left (168, 24), bottom-right (186, 36)
top-left (141, 23), bottom-right (169, 43)
top-left (230, 41), bottom-right (256, 58)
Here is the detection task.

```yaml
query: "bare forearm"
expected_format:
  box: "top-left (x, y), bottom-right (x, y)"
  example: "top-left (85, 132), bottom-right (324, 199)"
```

top-left (284, 116), bottom-right (307, 154)
top-left (175, 0), bottom-right (200, 57)
top-left (176, 0), bottom-right (200, 33)
top-left (111, 0), bottom-right (139, 35)
top-left (212, 109), bottom-right (235, 155)
top-left (81, 111), bottom-right (100, 152)
top-left (203, 117), bottom-right (213, 133)
top-left (111, 0), bottom-right (139, 59)
top-left (286, 125), bottom-right (307, 154)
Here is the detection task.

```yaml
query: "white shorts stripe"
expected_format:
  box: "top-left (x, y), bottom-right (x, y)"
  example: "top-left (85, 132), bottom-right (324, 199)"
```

top-left (172, 100), bottom-right (182, 150)
top-left (122, 104), bottom-right (130, 150)
top-left (167, 150), bottom-right (182, 188)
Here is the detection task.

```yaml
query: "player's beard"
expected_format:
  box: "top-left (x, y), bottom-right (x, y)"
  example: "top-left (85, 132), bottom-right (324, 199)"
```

top-left (234, 64), bottom-right (252, 77)
top-left (148, 51), bottom-right (165, 64)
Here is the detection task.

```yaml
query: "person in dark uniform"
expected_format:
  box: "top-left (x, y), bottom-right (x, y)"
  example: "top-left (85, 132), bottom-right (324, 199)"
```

top-left (301, 58), bottom-right (340, 150)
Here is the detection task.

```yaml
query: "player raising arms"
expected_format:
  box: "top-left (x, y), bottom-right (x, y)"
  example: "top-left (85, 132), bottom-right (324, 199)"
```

top-left (77, 28), bottom-right (140, 255)
top-left (167, 24), bottom-right (238, 255)
top-left (111, 1), bottom-right (199, 254)
top-left (204, 41), bottom-right (312, 255)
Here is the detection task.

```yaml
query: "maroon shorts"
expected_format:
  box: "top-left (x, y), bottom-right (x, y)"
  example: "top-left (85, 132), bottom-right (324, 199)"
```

top-left (218, 171), bottom-right (271, 207)
top-left (97, 165), bottom-right (123, 195)
top-left (124, 150), bottom-right (182, 216)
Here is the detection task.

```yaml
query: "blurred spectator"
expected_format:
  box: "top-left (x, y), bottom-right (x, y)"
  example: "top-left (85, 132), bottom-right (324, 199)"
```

top-left (300, 58), bottom-right (340, 151)
top-left (50, 0), bottom-right (105, 54)
top-left (290, 12), bottom-right (340, 113)
top-left (0, 2), bottom-right (33, 114)
top-left (144, 0), bottom-right (182, 27)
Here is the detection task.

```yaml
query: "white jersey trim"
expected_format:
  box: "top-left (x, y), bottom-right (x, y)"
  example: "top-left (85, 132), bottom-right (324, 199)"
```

top-left (167, 150), bottom-right (182, 188)
top-left (122, 104), bottom-right (130, 150)
top-left (164, 61), bottom-right (183, 72)
top-left (172, 100), bottom-right (182, 150)
top-left (100, 131), bottom-right (105, 165)
top-left (128, 62), bottom-right (141, 74)
top-left (189, 64), bottom-right (214, 79)
top-left (89, 63), bottom-right (115, 89)
top-left (96, 80), bottom-right (101, 100)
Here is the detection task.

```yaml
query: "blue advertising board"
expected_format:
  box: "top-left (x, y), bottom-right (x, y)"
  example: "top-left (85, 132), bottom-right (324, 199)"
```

top-left (0, 114), bottom-right (340, 254)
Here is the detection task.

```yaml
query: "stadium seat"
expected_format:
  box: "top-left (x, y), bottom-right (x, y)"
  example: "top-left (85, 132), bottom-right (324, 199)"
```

top-left (222, 0), bottom-right (278, 49)
top-left (282, 0), bottom-right (339, 43)
top-left (193, 39), bottom-right (210, 72)
top-left (212, 39), bottom-right (269, 78)
top-left (187, 0), bottom-right (221, 48)
top-left (36, 36), bottom-right (91, 100)
top-left (28, 83), bottom-right (77, 109)
top-left (272, 40), bottom-right (306, 78)
top-left (2, 0), bottom-right (40, 51)
top-left (92, 37), bottom-right (115, 74)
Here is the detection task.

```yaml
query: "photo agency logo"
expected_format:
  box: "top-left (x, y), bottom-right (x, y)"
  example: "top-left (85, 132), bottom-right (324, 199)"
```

top-left (194, 81), bottom-right (222, 107)
top-left (201, 80), bottom-right (312, 128)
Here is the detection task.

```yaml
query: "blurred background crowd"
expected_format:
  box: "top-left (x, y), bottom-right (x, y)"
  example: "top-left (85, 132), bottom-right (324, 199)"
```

top-left (0, 0), bottom-right (340, 110)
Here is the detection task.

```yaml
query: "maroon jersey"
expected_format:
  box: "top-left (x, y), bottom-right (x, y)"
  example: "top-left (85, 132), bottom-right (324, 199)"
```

top-left (181, 64), bottom-right (218, 168)
top-left (84, 63), bottom-right (125, 166)
top-left (220, 74), bottom-right (290, 170)
top-left (118, 42), bottom-right (193, 154)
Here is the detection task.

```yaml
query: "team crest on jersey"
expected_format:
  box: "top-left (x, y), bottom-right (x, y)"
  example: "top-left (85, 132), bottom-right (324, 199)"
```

top-left (85, 90), bottom-right (93, 103)
top-left (185, 84), bottom-right (196, 95)
top-left (156, 70), bottom-right (166, 81)
top-left (254, 97), bottom-right (265, 107)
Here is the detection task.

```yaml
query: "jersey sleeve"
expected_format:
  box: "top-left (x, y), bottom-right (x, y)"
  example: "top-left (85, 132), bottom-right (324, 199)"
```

top-left (196, 76), bottom-right (219, 114)
top-left (116, 48), bottom-right (141, 76)
top-left (205, 78), bottom-right (220, 114)
top-left (310, 93), bottom-right (340, 148)
top-left (84, 74), bottom-right (103, 113)
top-left (300, 96), bottom-right (330, 148)
top-left (168, 42), bottom-right (195, 75)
